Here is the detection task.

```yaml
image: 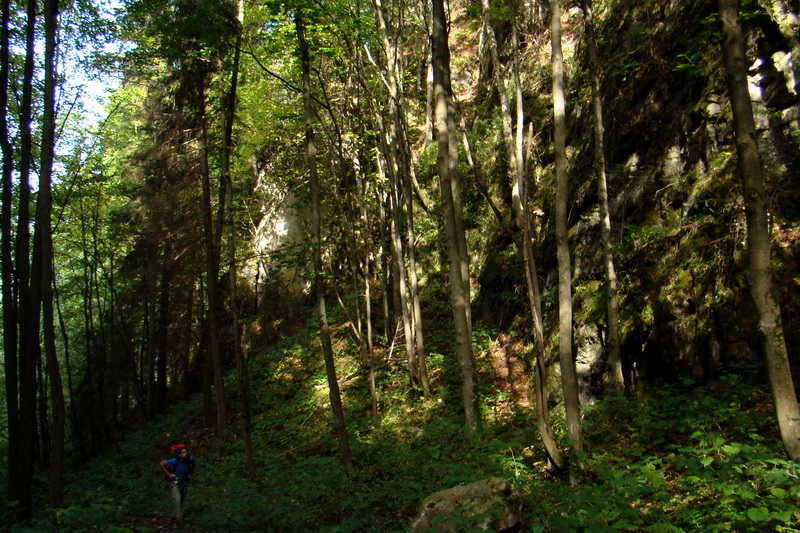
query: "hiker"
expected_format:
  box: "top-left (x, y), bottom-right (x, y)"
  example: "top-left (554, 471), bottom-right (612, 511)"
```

top-left (160, 444), bottom-right (196, 524)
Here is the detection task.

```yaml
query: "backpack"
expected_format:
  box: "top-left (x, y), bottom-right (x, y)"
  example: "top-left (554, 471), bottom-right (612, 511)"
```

top-left (163, 444), bottom-right (186, 484)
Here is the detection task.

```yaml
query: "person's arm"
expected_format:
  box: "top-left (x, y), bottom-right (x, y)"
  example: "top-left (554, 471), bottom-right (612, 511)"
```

top-left (160, 459), bottom-right (176, 480)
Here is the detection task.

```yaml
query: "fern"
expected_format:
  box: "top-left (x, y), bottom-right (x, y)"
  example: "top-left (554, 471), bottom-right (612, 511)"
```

top-left (642, 524), bottom-right (688, 533)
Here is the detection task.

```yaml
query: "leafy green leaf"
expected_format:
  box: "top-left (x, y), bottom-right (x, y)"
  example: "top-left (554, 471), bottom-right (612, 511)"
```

top-left (721, 444), bottom-right (740, 455)
top-left (769, 487), bottom-right (788, 498)
top-left (746, 507), bottom-right (770, 522)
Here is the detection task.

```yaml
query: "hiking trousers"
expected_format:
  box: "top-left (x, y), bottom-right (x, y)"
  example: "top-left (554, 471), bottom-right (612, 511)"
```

top-left (171, 485), bottom-right (189, 521)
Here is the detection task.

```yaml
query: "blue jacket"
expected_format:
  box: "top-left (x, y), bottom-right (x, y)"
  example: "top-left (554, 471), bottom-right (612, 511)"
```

top-left (165, 456), bottom-right (195, 488)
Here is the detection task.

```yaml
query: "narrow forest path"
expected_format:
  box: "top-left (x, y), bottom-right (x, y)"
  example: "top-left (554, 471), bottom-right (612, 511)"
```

top-left (124, 513), bottom-right (208, 531)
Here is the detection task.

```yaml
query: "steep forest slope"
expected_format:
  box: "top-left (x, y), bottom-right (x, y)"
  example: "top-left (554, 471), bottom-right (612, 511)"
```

top-left (3, 0), bottom-right (800, 530)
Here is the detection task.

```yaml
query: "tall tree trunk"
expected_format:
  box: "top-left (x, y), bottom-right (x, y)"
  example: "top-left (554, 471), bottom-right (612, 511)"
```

top-left (145, 267), bottom-right (157, 420)
top-left (360, 172), bottom-right (380, 426)
top-left (482, 0), bottom-right (563, 468)
top-left (296, 10), bottom-right (355, 473)
top-left (381, 198), bottom-right (392, 341)
top-left (483, 0), bottom-right (517, 178)
top-left (347, 42), bottom-right (383, 423)
top-left (156, 239), bottom-right (170, 415)
top-left (223, 0), bottom-right (255, 475)
top-left (387, 150), bottom-right (416, 386)
top-left (514, 1), bottom-right (565, 470)
top-left (77, 195), bottom-right (102, 445)
top-left (181, 284), bottom-right (194, 400)
top-left (404, 154), bottom-right (430, 394)
top-left (580, 0), bottom-right (623, 393)
top-left (368, 3), bottom-right (422, 388)
top-left (38, 0), bottom-right (65, 506)
top-left (719, 0), bottom-right (800, 460)
top-left (372, 0), bottom-right (430, 393)
top-left (0, 0), bottom-right (22, 515)
top-left (432, 0), bottom-right (478, 431)
top-left (551, 0), bottom-right (584, 482)
top-left (106, 251), bottom-right (120, 431)
top-left (425, 39), bottom-right (435, 147)
top-left (89, 201), bottom-right (111, 441)
top-left (13, 0), bottom-right (39, 518)
top-left (197, 276), bottom-right (213, 426)
top-left (197, 69), bottom-right (228, 432)
top-left (398, 101), bottom-right (429, 395)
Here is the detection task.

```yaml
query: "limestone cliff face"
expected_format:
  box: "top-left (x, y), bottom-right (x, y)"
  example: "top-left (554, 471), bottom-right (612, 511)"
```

top-left (468, 0), bottom-right (800, 393)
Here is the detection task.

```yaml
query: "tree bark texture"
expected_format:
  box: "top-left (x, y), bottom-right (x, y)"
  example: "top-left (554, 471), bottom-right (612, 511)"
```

top-left (0, 0), bottom-right (22, 517)
top-left (551, 0), bottom-right (585, 482)
top-left (224, 0), bottom-right (256, 475)
top-left (38, 0), bottom-right (66, 506)
top-left (719, 0), bottom-right (800, 460)
top-left (197, 70), bottom-right (229, 432)
top-left (145, 267), bottom-right (157, 420)
top-left (432, 0), bottom-right (478, 431)
top-left (156, 240), bottom-right (171, 415)
top-left (360, 175), bottom-right (380, 426)
top-left (13, 0), bottom-right (39, 518)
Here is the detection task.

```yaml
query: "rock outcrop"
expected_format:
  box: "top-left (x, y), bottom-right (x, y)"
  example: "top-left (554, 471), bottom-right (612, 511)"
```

top-left (409, 477), bottom-right (521, 532)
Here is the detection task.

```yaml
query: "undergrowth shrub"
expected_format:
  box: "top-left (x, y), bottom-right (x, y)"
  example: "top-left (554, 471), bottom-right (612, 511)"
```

top-left (523, 375), bottom-right (800, 532)
top-left (23, 318), bottom-right (797, 533)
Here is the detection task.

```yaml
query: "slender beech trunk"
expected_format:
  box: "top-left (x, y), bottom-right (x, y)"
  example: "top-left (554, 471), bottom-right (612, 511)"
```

top-left (359, 173), bottom-right (379, 426)
top-left (296, 10), bottom-right (355, 472)
top-left (551, 0), bottom-right (584, 482)
top-left (107, 251), bottom-right (120, 429)
top-left (514, 2), bottom-right (565, 470)
top-left (580, 0), bottom-right (623, 393)
top-left (79, 198), bottom-right (101, 448)
top-left (425, 40), bottom-right (435, 147)
top-left (372, 0), bottom-right (429, 392)
top-left (432, 0), bottom-right (478, 431)
top-left (369, 2), bottom-right (422, 388)
top-left (404, 159), bottom-right (430, 394)
top-left (483, 0), bottom-right (517, 177)
top-left (89, 203), bottom-right (111, 440)
top-left (199, 276), bottom-right (214, 427)
top-left (380, 197), bottom-right (392, 341)
top-left (387, 152), bottom-right (417, 385)
top-left (38, 0), bottom-right (65, 505)
top-left (720, 0), bottom-right (800, 460)
top-left (373, 109), bottom-right (411, 368)
top-left (482, 0), bottom-right (562, 468)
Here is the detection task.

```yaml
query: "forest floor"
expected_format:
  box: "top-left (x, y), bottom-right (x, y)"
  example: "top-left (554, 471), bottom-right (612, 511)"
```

top-left (123, 514), bottom-right (205, 531)
top-left (16, 319), bottom-right (800, 532)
